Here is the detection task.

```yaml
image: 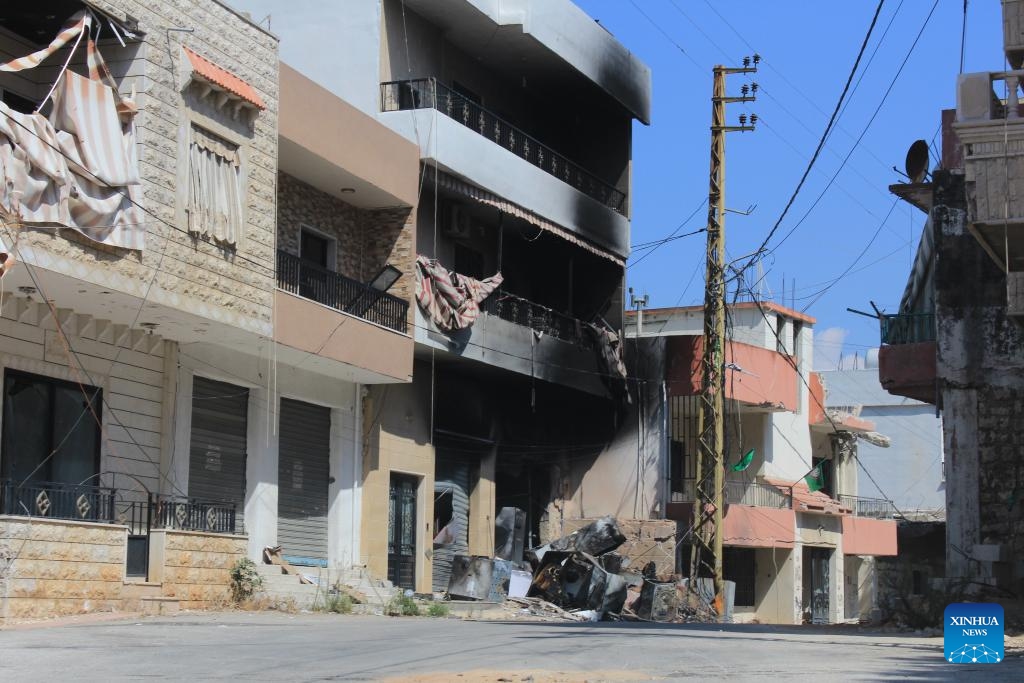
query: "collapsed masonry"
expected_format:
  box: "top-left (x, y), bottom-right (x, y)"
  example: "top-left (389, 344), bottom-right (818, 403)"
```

top-left (444, 513), bottom-right (711, 622)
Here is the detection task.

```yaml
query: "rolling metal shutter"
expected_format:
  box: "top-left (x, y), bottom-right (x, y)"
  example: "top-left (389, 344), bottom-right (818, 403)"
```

top-left (188, 376), bottom-right (248, 529)
top-left (432, 458), bottom-right (471, 593)
top-left (277, 398), bottom-right (331, 566)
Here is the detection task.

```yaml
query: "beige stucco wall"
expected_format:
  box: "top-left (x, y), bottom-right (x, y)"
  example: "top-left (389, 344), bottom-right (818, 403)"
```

top-left (149, 529), bottom-right (247, 609)
top-left (0, 517), bottom-right (127, 622)
top-left (274, 291), bottom-right (413, 382)
top-left (361, 366), bottom-right (435, 594)
top-left (0, 0), bottom-right (280, 334)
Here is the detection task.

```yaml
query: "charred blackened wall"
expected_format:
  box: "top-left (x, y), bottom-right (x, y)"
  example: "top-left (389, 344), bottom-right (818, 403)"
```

top-left (934, 170), bottom-right (1024, 592)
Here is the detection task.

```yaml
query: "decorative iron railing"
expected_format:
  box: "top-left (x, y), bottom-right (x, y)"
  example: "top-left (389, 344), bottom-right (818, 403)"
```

top-left (117, 494), bottom-right (240, 535)
top-left (276, 250), bottom-right (409, 334)
top-left (838, 494), bottom-right (897, 519)
top-left (380, 78), bottom-right (627, 214)
top-left (879, 313), bottom-right (936, 345)
top-left (670, 479), bottom-right (792, 509)
top-left (481, 289), bottom-right (593, 349)
top-left (0, 479), bottom-right (116, 523)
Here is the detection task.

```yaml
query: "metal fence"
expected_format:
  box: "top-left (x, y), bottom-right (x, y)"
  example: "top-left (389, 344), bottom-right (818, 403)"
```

top-left (671, 479), bottom-right (792, 509)
top-left (0, 479), bottom-right (116, 523)
top-left (381, 78), bottom-right (627, 214)
top-left (838, 494), bottom-right (897, 519)
top-left (880, 312), bottom-right (936, 345)
top-left (276, 250), bottom-right (409, 333)
top-left (481, 289), bottom-right (593, 348)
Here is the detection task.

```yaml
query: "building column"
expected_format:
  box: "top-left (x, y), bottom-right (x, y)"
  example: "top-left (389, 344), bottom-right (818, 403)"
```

top-left (468, 447), bottom-right (497, 556)
top-left (944, 388), bottom-right (980, 582)
top-left (244, 386), bottom-right (278, 561)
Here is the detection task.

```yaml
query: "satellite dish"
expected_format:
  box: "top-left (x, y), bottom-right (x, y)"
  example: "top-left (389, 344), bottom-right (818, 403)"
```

top-left (905, 139), bottom-right (930, 184)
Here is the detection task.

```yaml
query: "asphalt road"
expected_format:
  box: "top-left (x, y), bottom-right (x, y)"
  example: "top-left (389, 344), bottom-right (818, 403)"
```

top-left (0, 612), bottom-right (1018, 681)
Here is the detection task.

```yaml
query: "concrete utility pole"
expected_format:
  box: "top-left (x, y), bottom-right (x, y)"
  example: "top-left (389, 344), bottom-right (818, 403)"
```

top-left (690, 57), bottom-right (758, 618)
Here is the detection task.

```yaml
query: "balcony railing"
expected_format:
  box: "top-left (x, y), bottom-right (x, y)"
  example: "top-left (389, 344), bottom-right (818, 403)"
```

top-left (838, 494), bottom-right (897, 519)
top-left (0, 479), bottom-right (116, 523)
top-left (670, 479), bottom-right (792, 509)
top-left (277, 250), bottom-right (408, 334)
top-left (880, 312), bottom-right (936, 345)
top-left (481, 289), bottom-right (593, 349)
top-left (381, 78), bottom-right (627, 214)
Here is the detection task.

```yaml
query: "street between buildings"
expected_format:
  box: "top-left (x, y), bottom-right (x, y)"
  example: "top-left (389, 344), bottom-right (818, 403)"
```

top-left (0, 612), bottom-right (1018, 682)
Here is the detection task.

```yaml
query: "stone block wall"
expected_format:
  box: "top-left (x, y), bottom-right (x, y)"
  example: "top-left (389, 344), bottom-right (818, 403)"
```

top-left (277, 173), bottom-right (415, 305)
top-left (0, 517), bottom-right (126, 623)
top-left (3, 0), bottom-right (279, 334)
top-left (153, 529), bottom-right (247, 609)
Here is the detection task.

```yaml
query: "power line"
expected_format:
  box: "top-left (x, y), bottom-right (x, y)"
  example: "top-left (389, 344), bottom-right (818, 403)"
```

top-left (734, 0), bottom-right (887, 279)
top-left (753, 0), bottom-right (940, 262)
top-left (628, 198), bottom-right (707, 267)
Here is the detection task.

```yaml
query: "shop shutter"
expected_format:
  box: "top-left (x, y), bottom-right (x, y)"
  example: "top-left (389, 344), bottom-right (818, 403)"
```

top-left (277, 398), bottom-right (331, 565)
top-left (188, 376), bottom-right (248, 529)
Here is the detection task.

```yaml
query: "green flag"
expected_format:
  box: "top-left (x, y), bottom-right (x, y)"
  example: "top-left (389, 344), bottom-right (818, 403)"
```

top-left (805, 465), bottom-right (825, 492)
top-left (730, 448), bottom-right (755, 472)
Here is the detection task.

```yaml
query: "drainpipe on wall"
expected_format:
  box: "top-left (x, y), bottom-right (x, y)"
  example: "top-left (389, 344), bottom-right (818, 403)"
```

top-left (662, 380), bottom-right (669, 519)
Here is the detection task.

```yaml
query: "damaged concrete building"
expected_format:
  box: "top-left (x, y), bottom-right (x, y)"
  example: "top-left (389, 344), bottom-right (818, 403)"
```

top-left (878, 0), bottom-right (1024, 603)
top-left (628, 303), bottom-right (898, 624)
top-left (261, 0), bottom-right (652, 594)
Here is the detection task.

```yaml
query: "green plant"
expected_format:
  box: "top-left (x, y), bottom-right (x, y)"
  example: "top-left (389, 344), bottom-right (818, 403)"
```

top-left (229, 558), bottom-right (264, 603)
top-left (320, 592), bottom-right (354, 614)
top-left (426, 601), bottom-right (450, 618)
top-left (387, 594), bottom-right (421, 616)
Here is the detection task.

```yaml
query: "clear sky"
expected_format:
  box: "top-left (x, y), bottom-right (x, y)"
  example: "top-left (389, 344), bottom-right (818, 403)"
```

top-left (231, 0), bottom-right (1004, 370)
top-left (572, 0), bottom-right (1002, 370)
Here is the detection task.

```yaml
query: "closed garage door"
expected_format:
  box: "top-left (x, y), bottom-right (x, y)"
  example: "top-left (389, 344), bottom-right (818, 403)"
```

top-left (278, 398), bottom-right (331, 566)
top-left (189, 377), bottom-right (248, 529)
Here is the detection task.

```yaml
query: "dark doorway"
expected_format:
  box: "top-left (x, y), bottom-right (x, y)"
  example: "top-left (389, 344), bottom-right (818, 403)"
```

top-left (803, 547), bottom-right (831, 624)
top-left (388, 473), bottom-right (417, 591)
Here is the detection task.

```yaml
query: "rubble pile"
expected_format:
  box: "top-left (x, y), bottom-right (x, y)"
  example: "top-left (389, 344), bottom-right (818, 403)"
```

top-left (447, 513), bottom-right (716, 623)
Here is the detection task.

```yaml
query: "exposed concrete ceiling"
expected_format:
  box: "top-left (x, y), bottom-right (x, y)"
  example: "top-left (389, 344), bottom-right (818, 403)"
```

top-left (278, 138), bottom-right (406, 210)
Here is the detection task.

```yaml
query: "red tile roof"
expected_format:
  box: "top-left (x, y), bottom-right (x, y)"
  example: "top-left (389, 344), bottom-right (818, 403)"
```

top-left (184, 47), bottom-right (266, 110)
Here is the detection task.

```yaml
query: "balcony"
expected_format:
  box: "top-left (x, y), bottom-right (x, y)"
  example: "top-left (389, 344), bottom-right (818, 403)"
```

top-left (837, 494), bottom-right (897, 520)
top-left (381, 78), bottom-right (626, 214)
top-left (481, 289), bottom-right (593, 349)
top-left (276, 250), bottom-right (408, 334)
top-left (670, 479), bottom-right (792, 509)
top-left (877, 312), bottom-right (937, 404)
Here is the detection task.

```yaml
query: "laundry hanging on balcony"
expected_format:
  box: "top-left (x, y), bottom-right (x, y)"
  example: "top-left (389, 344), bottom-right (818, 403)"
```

top-left (0, 10), bottom-right (144, 250)
top-left (415, 254), bottom-right (503, 332)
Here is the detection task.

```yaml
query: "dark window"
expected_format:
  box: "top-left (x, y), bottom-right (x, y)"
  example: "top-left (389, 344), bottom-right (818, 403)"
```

top-left (912, 570), bottom-right (924, 595)
top-left (300, 229), bottom-right (330, 270)
top-left (1, 370), bottom-right (101, 485)
top-left (670, 440), bottom-right (685, 494)
top-left (723, 547), bottom-right (756, 607)
top-left (454, 242), bottom-right (485, 280)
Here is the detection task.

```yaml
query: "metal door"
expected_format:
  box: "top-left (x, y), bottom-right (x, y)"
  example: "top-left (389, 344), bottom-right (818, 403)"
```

top-left (189, 377), bottom-right (248, 529)
top-left (388, 473), bottom-right (417, 591)
top-left (277, 398), bottom-right (331, 566)
top-left (431, 458), bottom-right (471, 592)
top-left (811, 548), bottom-right (831, 624)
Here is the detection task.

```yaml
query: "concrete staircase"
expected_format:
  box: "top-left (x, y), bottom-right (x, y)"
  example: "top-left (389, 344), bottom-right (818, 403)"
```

top-left (255, 564), bottom-right (399, 613)
top-left (122, 582), bottom-right (181, 616)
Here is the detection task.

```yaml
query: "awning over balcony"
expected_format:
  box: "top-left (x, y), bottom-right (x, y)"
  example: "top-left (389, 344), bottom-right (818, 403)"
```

top-left (436, 170), bottom-right (626, 267)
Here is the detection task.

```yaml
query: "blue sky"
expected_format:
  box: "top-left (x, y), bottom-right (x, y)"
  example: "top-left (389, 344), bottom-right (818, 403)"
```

top-left (573, 0), bottom-right (1002, 369)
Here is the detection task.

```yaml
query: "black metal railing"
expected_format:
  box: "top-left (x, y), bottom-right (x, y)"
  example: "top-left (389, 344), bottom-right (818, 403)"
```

top-left (118, 494), bottom-right (239, 535)
top-left (276, 250), bottom-right (409, 334)
top-left (880, 312), bottom-right (936, 345)
top-left (0, 479), bottom-right (116, 523)
top-left (671, 479), bottom-right (792, 509)
top-left (481, 289), bottom-right (593, 348)
top-left (381, 78), bottom-right (627, 214)
top-left (838, 494), bottom-right (897, 519)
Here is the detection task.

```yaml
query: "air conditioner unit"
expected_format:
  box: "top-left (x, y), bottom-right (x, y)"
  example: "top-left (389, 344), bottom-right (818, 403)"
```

top-left (443, 204), bottom-right (472, 240)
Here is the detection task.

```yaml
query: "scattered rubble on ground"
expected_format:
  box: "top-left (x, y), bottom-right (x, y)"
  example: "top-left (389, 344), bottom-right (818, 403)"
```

top-left (444, 513), bottom-right (719, 624)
